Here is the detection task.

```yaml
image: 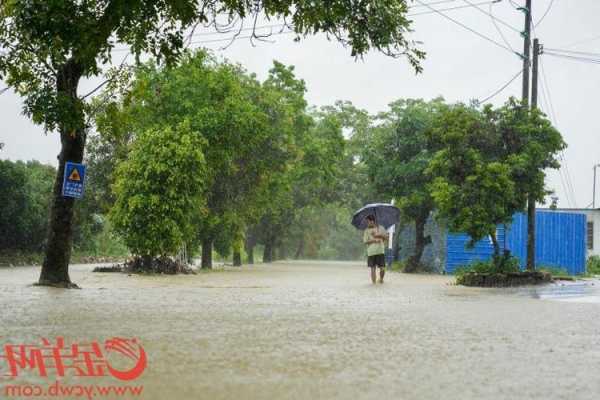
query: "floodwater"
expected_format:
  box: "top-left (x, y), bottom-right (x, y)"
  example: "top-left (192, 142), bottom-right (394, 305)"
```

top-left (525, 280), bottom-right (600, 303)
top-left (1, 261), bottom-right (599, 400)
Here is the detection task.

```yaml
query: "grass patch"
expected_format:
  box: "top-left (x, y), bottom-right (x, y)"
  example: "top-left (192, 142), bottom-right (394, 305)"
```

top-left (390, 260), bottom-right (407, 272)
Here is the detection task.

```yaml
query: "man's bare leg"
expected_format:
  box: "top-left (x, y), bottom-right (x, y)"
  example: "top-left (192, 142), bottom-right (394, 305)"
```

top-left (379, 267), bottom-right (385, 283)
top-left (370, 267), bottom-right (377, 284)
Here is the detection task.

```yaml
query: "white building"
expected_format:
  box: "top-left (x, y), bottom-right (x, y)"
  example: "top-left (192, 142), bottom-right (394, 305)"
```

top-left (541, 208), bottom-right (600, 258)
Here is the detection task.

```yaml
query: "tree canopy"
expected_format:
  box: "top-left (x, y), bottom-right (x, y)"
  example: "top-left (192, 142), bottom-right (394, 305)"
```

top-left (0, 0), bottom-right (424, 286)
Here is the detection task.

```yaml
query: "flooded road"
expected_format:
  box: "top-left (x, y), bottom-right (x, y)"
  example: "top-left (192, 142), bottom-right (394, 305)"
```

top-left (1, 261), bottom-right (599, 400)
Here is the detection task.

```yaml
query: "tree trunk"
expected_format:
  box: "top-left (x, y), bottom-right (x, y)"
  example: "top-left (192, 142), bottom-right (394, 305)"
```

top-left (38, 60), bottom-right (84, 288)
top-left (526, 194), bottom-right (536, 271)
top-left (232, 235), bottom-right (242, 267)
top-left (392, 228), bottom-right (401, 263)
top-left (233, 250), bottom-right (242, 267)
top-left (294, 237), bottom-right (305, 260)
top-left (246, 244), bottom-right (254, 264)
top-left (277, 244), bottom-right (287, 261)
top-left (201, 237), bottom-right (213, 269)
top-left (245, 229), bottom-right (256, 264)
top-left (490, 230), bottom-right (500, 257)
top-left (405, 215), bottom-right (431, 273)
top-left (263, 241), bottom-right (273, 263)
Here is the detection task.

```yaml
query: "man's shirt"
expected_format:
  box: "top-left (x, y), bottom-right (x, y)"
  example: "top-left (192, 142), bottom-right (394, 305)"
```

top-left (363, 225), bottom-right (386, 256)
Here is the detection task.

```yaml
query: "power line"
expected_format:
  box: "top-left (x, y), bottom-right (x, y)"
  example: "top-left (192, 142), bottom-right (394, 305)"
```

top-left (112, 29), bottom-right (296, 52)
top-left (478, 69), bottom-right (522, 103)
top-left (412, 0), bottom-right (461, 8)
top-left (112, 0), bottom-right (504, 53)
top-left (559, 34), bottom-right (600, 49)
top-left (545, 48), bottom-right (600, 58)
top-left (530, 10), bottom-right (578, 208)
top-left (189, 29), bottom-right (295, 46)
top-left (460, 0), bottom-right (520, 33)
top-left (188, 23), bottom-right (292, 38)
top-left (508, 0), bottom-right (520, 9)
top-left (534, 0), bottom-right (555, 28)
top-left (406, 0), bottom-right (502, 17)
top-left (544, 51), bottom-right (600, 64)
top-left (537, 72), bottom-right (574, 207)
top-left (126, 0), bottom-right (493, 44)
top-left (413, 0), bottom-right (520, 56)
top-left (408, 0), bottom-right (506, 17)
top-left (185, 1), bottom-right (502, 39)
top-left (544, 51), bottom-right (600, 65)
top-left (0, 87), bottom-right (8, 95)
top-left (538, 55), bottom-right (578, 207)
top-left (489, 1), bottom-right (516, 53)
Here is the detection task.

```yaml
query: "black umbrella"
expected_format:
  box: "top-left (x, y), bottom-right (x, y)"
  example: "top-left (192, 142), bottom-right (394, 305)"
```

top-left (351, 203), bottom-right (400, 230)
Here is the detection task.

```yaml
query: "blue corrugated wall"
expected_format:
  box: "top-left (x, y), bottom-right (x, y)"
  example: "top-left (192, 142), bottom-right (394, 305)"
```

top-left (446, 211), bottom-right (587, 275)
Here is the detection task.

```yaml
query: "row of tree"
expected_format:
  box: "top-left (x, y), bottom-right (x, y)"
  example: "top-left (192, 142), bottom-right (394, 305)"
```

top-left (88, 51), bottom-right (365, 268)
top-left (0, 0), bottom-right (423, 286)
top-left (2, 65), bottom-right (563, 273)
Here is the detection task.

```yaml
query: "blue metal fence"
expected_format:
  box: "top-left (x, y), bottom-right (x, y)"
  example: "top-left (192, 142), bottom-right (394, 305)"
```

top-left (445, 211), bottom-right (587, 275)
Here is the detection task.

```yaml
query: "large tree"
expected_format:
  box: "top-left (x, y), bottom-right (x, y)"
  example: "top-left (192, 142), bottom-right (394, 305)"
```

top-left (109, 122), bottom-right (207, 263)
top-left (0, 0), bottom-right (423, 287)
top-left (427, 100), bottom-right (564, 259)
top-left (427, 103), bottom-right (516, 256)
top-left (363, 98), bottom-right (446, 272)
top-left (487, 98), bottom-right (565, 270)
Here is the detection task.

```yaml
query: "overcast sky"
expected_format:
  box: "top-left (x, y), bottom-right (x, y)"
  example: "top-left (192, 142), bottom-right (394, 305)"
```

top-left (1, 0), bottom-right (599, 208)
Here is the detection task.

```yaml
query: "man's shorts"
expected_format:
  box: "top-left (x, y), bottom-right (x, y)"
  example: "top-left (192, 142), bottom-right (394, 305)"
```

top-left (367, 254), bottom-right (385, 268)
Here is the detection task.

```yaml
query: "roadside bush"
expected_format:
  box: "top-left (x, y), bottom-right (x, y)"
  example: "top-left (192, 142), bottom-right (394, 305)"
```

top-left (390, 260), bottom-right (407, 272)
top-left (587, 256), bottom-right (600, 275)
top-left (455, 253), bottom-right (520, 278)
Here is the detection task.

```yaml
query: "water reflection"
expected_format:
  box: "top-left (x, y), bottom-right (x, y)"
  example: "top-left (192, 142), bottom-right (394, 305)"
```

top-left (527, 280), bottom-right (600, 303)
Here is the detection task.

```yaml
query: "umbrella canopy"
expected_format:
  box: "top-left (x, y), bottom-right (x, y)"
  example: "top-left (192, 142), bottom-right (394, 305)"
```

top-left (351, 203), bottom-right (400, 230)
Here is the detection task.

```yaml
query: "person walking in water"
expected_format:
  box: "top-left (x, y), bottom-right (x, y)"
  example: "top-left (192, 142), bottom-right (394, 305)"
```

top-left (363, 215), bottom-right (388, 284)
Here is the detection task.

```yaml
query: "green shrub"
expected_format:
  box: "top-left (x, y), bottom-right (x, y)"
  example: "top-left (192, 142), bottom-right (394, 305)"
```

top-left (390, 260), bottom-right (407, 272)
top-left (587, 255), bottom-right (600, 275)
top-left (454, 254), bottom-right (520, 278)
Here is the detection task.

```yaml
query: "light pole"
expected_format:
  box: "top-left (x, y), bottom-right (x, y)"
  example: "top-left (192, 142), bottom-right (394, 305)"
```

top-left (594, 164), bottom-right (600, 209)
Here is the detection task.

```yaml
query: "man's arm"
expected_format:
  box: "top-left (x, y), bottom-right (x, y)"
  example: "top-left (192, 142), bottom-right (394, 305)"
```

top-left (364, 230), bottom-right (379, 245)
top-left (374, 226), bottom-right (389, 240)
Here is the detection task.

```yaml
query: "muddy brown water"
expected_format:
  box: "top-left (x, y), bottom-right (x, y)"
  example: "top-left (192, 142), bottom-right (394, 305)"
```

top-left (1, 261), bottom-right (599, 400)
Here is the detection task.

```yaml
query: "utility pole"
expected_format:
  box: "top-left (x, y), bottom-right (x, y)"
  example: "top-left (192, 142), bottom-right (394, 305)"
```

top-left (521, 0), bottom-right (535, 271)
top-left (594, 164), bottom-right (600, 208)
top-left (526, 37), bottom-right (540, 271)
top-left (531, 38), bottom-right (540, 108)
top-left (521, 0), bottom-right (532, 105)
